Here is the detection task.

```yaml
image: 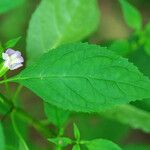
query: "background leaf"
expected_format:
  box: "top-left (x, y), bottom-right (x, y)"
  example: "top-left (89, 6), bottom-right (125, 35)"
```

top-left (119, 0), bottom-right (142, 30)
top-left (72, 114), bottom-right (129, 143)
top-left (123, 144), bottom-right (150, 150)
top-left (11, 111), bottom-right (29, 150)
top-left (44, 102), bottom-right (69, 128)
top-left (0, 123), bottom-right (5, 150)
top-left (0, 42), bottom-right (4, 54)
top-left (8, 43), bottom-right (150, 112)
top-left (0, 0), bottom-right (25, 14)
top-left (2, 116), bottom-right (27, 150)
top-left (0, 94), bottom-right (12, 115)
top-left (85, 139), bottom-right (122, 150)
top-left (26, 0), bottom-right (100, 62)
top-left (143, 22), bottom-right (150, 56)
top-left (101, 104), bottom-right (150, 133)
top-left (72, 144), bottom-right (80, 150)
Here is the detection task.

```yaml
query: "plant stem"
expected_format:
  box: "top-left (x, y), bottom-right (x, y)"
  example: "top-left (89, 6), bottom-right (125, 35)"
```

top-left (0, 93), bottom-right (56, 138)
top-left (4, 75), bottom-right (11, 98)
top-left (12, 84), bottom-right (23, 103)
top-left (0, 78), bottom-right (14, 84)
top-left (56, 145), bottom-right (62, 150)
top-left (14, 107), bottom-right (55, 138)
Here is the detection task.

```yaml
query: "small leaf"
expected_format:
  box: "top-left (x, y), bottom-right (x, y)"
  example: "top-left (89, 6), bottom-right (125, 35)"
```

top-left (0, 0), bottom-right (25, 14)
top-left (119, 0), bottom-right (142, 30)
top-left (27, 0), bottom-right (100, 62)
top-left (44, 102), bottom-right (69, 128)
top-left (73, 123), bottom-right (80, 140)
top-left (72, 144), bottom-right (80, 150)
top-left (109, 39), bottom-right (130, 56)
top-left (85, 139), bottom-right (122, 150)
top-left (4, 37), bottom-right (21, 49)
top-left (48, 137), bottom-right (72, 147)
top-left (101, 104), bottom-right (150, 133)
top-left (0, 123), bottom-right (5, 150)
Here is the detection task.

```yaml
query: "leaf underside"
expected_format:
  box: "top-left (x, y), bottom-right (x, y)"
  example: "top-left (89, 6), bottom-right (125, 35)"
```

top-left (26, 0), bottom-right (100, 62)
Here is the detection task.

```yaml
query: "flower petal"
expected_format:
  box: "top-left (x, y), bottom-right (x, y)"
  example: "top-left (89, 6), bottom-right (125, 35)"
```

top-left (6, 49), bottom-right (16, 55)
top-left (10, 63), bottom-right (23, 70)
top-left (11, 51), bottom-right (21, 59)
top-left (2, 53), bottom-right (9, 60)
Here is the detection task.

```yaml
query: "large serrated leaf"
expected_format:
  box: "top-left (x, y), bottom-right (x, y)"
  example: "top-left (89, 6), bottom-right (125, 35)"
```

top-left (26, 0), bottom-right (100, 62)
top-left (3, 43), bottom-right (150, 112)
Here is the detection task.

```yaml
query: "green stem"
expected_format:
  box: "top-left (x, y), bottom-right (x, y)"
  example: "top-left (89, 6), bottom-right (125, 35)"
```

top-left (0, 64), bottom-right (8, 77)
top-left (1, 105), bottom-right (14, 122)
top-left (0, 93), bottom-right (56, 138)
top-left (11, 112), bottom-right (29, 150)
top-left (12, 85), bottom-right (23, 103)
top-left (56, 145), bottom-right (62, 150)
top-left (0, 78), bottom-right (14, 84)
top-left (4, 75), bottom-right (11, 98)
top-left (14, 107), bottom-right (55, 138)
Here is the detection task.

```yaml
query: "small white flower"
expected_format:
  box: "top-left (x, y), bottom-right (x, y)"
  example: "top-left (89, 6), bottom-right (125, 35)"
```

top-left (2, 49), bottom-right (24, 70)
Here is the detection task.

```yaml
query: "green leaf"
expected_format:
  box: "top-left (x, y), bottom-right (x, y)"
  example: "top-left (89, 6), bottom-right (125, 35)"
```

top-left (119, 0), bottom-right (142, 30)
top-left (0, 94), bottom-right (12, 115)
top-left (44, 102), bottom-right (69, 128)
top-left (0, 1), bottom-right (29, 40)
top-left (0, 123), bottom-right (5, 150)
top-left (0, 0), bottom-right (25, 14)
top-left (124, 144), bottom-right (150, 150)
top-left (109, 39), bottom-right (130, 56)
top-left (27, 0), bottom-right (100, 62)
top-left (73, 123), bottom-right (80, 140)
top-left (11, 111), bottom-right (29, 150)
top-left (101, 104), bottom-right (150, 133)
top-left (4, 37), bottom-right (21, 49)
top-left (5, 43), bottom-right (150, 112)
top-left (48, 137), bottom-right (72, 147)
top-left (2, 117), bottom-right (20, 150)
top-left (85, 139), bottom-right (122, 150)
top-left (143, 22), bottom-right (150, 56)
top-left (75, 114), bottom-right (129, 143)
top-left (0, 42), bottom-right (4, 54)
top-left (72, 144), bottom-right (80, 150)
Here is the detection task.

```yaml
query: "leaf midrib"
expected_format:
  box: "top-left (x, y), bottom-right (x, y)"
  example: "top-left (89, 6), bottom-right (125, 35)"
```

top-left (1, 75), bottom-right (149, 93)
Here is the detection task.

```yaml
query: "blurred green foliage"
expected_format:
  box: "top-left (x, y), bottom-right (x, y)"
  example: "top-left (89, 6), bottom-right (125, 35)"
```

top-left (1, 0), bottom-right (150, 150)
